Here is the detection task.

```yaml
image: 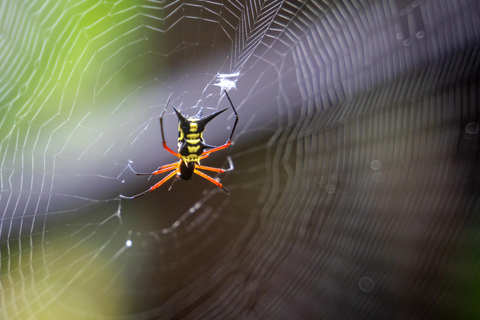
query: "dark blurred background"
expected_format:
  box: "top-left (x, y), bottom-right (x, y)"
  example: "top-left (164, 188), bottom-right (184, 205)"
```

top-left (0, 0), bottom-right (479, 319)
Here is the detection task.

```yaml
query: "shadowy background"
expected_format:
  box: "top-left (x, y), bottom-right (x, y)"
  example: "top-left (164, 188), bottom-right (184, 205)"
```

top-left (0, 0), bottom-right (479, 319)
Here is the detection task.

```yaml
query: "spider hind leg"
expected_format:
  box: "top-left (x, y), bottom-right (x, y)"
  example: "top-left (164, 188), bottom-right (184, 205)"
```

top-left (194, 167), bottom-right (230, 194)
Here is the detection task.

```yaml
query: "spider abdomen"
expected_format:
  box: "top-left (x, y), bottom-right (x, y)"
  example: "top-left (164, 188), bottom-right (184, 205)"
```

top-left (178, 160), bottom-right (195, 180)
top-left (179, 141), bottom-right (205, 163)
top-left (177, 118), bottom-right (208, 164)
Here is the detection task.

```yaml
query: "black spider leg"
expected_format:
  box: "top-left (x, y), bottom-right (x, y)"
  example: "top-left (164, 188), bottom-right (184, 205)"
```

top-left (223, 90), bottom-right (238, 142)
top-left (119, 187), bottom-right (151, 200)
top-left (159, 93), bottom-right (180, 158)
top-left (199, 90), bottom-right (239, 157)
top-left (224, 156), bottom-right (234, 172)
top-left (219, 156), bottom-right (235, 194)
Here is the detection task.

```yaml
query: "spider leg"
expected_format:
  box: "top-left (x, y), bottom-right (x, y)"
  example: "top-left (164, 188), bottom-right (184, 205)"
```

top-left (196, 156), bottom-right (234, 173)
top-left (160, 93), bottom-right (180, 158)
top-left (148, 162), bottom-right (178, 181)
top-left (120, 169), bottom-right (179, 199)
top-left (201, 91), bottom-right (238, 157)
top-left (201, 141), bottom-right (231, 156)
top-left (168, 175), bottom-right (179, 191)
top-left (193, 168), bottom-right (230, 194)
top-left (152, 162), bottom-right (179, 175)
top-left (223, 90), bottom-right (239, 142)
top-left (127, 161), bottom-right (177, 176)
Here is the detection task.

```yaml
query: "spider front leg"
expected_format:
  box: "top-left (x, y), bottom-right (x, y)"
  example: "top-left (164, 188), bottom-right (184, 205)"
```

top-left (201, 90), bottom-right (238, 157)
top-left (159, 93), bottom-right (180, 158)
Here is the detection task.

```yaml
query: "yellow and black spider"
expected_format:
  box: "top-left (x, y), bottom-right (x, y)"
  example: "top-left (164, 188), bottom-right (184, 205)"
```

top-left (121, 90), bottom-right (238, 199)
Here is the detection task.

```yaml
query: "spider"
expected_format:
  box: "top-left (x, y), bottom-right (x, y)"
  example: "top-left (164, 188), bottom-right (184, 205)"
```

top-left (120, 90), bottom-right (238, 199)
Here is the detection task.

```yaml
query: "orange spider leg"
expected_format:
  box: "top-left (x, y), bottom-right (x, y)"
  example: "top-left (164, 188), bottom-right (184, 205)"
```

top-left (150, 169), bottom-right (178, 191)
top-left (147, 162), bottom-right (179, 181)
top-left (120, 169), bottom-right (179, 199)
top-left (127, 161), bottom-right (177, 176)
top-left (196, 165), bottom-right (225, 173)
top-left (201, 141), bottom-right (231, 156)
top-left (193, 168), bottom-right (229, 194)
top-left (197, 155), bottom-right (233, 172)
top-left (152, 162), bottom-right (179, 175)
top-left (162, 141), bottom-right (180, 158)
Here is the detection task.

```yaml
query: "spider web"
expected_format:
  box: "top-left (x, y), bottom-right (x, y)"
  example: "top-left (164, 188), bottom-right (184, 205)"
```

top-left (1, 0), bottom-right (480, 319)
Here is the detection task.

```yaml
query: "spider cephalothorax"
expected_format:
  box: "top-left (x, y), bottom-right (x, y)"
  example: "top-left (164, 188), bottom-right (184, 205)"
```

top-left (120, 90), bottom-right (238, 199)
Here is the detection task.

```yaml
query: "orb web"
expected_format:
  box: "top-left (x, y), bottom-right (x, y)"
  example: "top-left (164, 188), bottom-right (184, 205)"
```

top-left (1, 0), bottom-right (479, 319)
